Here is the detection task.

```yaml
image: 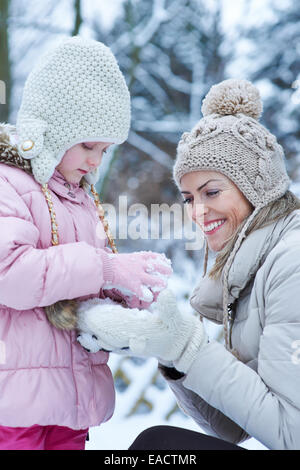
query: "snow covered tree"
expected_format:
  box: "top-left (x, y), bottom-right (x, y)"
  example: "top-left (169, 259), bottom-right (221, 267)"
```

top-left (229, 0), bottom-right (300, 181)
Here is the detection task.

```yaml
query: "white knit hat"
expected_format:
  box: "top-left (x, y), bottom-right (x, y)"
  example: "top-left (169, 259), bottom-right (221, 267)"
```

top-left (16, 36), bottom-right (131, 184)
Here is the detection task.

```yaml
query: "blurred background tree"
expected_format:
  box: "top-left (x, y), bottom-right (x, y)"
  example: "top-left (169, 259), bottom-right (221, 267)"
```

top-left (228, 0), bottom-right (300, 181)
top-left (0, 0), bottom-right (11, 122)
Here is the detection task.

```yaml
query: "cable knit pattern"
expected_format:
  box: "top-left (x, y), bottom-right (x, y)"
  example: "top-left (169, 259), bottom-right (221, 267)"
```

top-left (173, 79), bottom-right (290, 208)
top-left (16, 36), bottom-right (131, 184)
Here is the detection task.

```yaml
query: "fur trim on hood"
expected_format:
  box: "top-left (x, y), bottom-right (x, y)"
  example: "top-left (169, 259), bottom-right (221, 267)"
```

top-left (0, 123), bottom-right (32, 175)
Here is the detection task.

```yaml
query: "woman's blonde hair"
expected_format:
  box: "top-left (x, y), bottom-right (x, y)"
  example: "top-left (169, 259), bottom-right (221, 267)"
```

top-left (207, 190), bottom-right (300, 280)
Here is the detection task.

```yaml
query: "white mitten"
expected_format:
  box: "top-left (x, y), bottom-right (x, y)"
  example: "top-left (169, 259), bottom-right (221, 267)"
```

top-left (76, 290), bottom-right (207, 374)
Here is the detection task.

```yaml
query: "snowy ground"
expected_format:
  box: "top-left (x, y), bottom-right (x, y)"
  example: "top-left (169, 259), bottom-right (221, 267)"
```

top-left (86, 355), bottom-right (268, 451)
top-left (86, 403), bottom-right (268, 451)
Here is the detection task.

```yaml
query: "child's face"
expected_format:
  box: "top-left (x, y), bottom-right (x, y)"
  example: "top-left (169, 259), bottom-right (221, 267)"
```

top-left (56, 142), bottom-right (112, 184)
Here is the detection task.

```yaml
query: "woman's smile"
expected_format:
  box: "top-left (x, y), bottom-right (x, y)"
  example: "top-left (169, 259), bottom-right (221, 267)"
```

top-left (202, 218), bottom-right (226, 235)
top-left (180, 170), bottom-right (253, 252)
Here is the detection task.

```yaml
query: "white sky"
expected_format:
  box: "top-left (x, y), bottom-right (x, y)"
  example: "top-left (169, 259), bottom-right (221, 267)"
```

top-left (83, 0), bottom-right (125, 31)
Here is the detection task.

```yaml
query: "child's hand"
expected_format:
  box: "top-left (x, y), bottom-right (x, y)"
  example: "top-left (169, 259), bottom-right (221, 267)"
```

top-left (102, 251), bottom-right (172, 307)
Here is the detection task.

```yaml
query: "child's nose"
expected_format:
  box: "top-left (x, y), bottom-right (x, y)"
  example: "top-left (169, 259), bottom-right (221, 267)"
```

top-left (87, 152), bottom-right (102, 167)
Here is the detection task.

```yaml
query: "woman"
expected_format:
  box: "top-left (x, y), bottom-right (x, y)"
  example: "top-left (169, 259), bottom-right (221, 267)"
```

top-left (77, 79), bottom-right (300, 450)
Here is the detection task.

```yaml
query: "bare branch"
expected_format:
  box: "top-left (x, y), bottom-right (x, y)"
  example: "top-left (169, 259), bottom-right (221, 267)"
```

top-left (127, 132), bottom-right (173, 169)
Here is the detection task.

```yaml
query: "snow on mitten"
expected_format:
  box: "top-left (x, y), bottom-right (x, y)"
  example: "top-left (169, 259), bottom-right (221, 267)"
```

top-left (101, 251), bottom-right (172, 308)
top-left (76, 290), bottom-right (207, 374)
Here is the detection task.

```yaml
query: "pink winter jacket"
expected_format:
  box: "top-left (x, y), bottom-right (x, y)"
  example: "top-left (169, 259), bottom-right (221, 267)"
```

top-left (0, 163), bottom-right (116, 430)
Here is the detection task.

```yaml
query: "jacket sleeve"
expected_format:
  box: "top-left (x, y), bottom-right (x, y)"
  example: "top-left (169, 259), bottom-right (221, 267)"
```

top-left (0, 176), bottom-right (113, 310)
top-left (181, 242), bottom-right (300, 450)
top-left (159, 365), bottom-right (249, 444)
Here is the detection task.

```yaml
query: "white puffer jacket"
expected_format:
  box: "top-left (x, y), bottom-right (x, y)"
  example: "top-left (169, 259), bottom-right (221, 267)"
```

top-left (161, 209), bottom-right (300, 450)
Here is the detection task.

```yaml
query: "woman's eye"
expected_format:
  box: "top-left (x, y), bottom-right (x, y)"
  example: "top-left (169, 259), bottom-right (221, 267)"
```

top-left (183, 197), bottom-right (193, 205)
top-left (206, 190), bottom-right (220, 197)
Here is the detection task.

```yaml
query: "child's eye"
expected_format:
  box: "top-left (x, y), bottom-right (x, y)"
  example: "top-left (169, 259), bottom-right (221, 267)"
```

top-left (82, 143), bottom-right (93, 150)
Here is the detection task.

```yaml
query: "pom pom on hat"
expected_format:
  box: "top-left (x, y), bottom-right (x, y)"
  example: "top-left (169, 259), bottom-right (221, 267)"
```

top-left (201, 78), bottom-right (263, 120)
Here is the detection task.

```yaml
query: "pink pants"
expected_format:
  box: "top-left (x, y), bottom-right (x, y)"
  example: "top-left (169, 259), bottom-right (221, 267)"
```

top-left (0, 425), bottom-right (88, 450)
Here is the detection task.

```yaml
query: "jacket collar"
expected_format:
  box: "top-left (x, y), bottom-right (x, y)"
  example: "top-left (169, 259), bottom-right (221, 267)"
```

top-left (190, 209), bottom-right (300, 323)
top-left (47, 169), bottom-right (87, 203)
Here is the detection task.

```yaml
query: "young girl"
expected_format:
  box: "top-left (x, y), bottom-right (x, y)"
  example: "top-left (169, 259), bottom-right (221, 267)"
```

top-left (0, 36), bottom-right (172, 450)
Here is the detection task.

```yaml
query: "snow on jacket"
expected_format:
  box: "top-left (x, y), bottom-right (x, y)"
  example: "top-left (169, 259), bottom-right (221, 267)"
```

top-left (0, 163), bottom-right (116, 430)
top-left (161, 209), bottom-right (300, 450)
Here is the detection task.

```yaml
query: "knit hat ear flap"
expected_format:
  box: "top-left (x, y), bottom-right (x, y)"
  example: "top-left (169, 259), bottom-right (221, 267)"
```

top-left (30, 150), bottom-right (58, 184)
top-left (17, 117), bottom-right (48, 160)
top-left (83, 166), bottom-right (100, 185)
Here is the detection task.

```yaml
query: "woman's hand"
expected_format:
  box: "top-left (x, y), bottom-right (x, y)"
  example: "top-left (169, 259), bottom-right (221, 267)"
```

top-left (76, 289), bottom-right (207, 374)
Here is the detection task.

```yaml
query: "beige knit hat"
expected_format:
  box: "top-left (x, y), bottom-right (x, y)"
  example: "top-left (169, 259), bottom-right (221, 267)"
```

top-left (173, 78), bottom-right (290, 207)
top-left (173, 79), bottom-right (291, 357)
top-left (16, 36), bottom-right (131, 185)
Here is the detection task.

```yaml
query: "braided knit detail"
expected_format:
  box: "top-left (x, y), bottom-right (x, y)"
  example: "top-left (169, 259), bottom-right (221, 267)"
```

top-left (42, 184), bottom-right (117, 330)
top-left (202, 239), bottom-right (209, 278)
top-left (90, 184), bottom-right (117, 254)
